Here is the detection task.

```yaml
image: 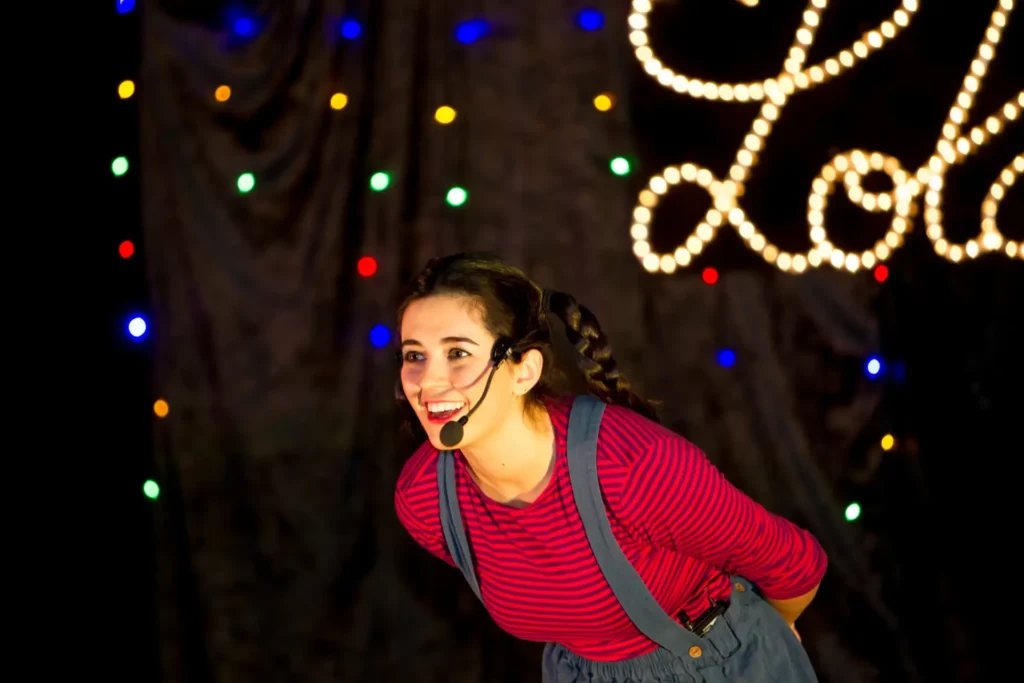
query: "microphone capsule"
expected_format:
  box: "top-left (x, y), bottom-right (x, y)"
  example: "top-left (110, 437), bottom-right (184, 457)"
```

top-left (439, 419), bottom-right (464, 448)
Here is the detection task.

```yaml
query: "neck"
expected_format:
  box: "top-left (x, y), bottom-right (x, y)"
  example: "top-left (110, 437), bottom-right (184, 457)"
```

top-left (460, 403), bottom-right (555, 504)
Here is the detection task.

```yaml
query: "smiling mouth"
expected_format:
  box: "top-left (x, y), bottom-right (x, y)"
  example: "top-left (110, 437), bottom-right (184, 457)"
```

top-left (425, 402), bottom-right (466, 422)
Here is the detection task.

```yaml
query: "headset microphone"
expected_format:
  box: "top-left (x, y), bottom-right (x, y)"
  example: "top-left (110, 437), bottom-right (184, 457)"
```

top-left (439, 337), bottom-right (513, 448)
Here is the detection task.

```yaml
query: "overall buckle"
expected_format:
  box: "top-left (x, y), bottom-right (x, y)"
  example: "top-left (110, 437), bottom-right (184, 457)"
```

top-left (682, 599), bottom-right (730, 637)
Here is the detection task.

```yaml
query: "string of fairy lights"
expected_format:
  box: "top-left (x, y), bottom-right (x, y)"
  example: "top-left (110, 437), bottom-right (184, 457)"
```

top-left (112, 5), bottom-right (632, 358)
top-left (110, 2), bottom-right (936, 517)
top-left (113, 1), bottom-right (160, 500)
top-left (112, 5), bottom-right (632, 499)
top-left (627, 0), bottom-right (1022, 275)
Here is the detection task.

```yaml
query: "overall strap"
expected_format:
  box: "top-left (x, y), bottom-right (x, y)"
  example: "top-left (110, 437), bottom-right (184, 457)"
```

top-left (566, 394), bottom-right (705, 656)
top-left (437, 450), bottom-right (483, 602)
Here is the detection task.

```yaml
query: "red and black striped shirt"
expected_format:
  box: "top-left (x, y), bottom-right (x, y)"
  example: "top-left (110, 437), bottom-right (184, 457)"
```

top-left (395, 394), bottom-right (827, 661)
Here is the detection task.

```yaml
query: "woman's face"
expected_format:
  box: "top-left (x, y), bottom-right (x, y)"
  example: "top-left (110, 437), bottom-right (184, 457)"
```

top-left (399, 295), bottom-right (522, 450)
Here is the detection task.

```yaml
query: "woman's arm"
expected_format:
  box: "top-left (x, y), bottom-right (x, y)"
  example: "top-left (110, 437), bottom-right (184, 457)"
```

top-left (769, 584), bottom-right (820, 642)
top-left (395, 442), bottom-right (458, 567)
top-left (768, 584), bottom-right (820, 625)
top-left (619, 432), bottom-right (827, 621)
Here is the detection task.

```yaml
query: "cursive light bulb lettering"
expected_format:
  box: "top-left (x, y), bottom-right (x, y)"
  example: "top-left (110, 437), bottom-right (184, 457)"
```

top-left (628, 0), bottom-right (1022, 274)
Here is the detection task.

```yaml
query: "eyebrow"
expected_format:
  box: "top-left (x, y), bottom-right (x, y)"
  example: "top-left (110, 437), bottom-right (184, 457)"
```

top-left (401, 336), bottom-right (480, 348)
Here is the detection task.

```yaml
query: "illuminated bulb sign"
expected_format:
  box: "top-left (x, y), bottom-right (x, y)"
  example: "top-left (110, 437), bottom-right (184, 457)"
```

top-left (627, 0), bottom-right (1022, 274)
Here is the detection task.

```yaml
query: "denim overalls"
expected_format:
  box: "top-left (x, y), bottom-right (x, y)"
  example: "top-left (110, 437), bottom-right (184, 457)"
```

top-left (438, 395), bottom-right (819, 682)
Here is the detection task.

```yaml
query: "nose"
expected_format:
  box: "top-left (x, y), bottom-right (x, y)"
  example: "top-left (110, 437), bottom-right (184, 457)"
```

top-left (417, 353), bottom-right (453, 395)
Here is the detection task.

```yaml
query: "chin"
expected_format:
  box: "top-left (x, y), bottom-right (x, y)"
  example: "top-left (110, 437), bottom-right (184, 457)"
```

top-left (426, 430), bottom-right (460, 451)
top-left (426, 432), bottom-right (448, 450)
top-left (418, 421), bottom-right (451, 450)
top-left (416, 409), bottom-right (472, 450)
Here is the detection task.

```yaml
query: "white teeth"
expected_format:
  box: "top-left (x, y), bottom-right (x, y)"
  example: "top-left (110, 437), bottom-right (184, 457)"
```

top-left (427, 402), bottom-right (465, 413)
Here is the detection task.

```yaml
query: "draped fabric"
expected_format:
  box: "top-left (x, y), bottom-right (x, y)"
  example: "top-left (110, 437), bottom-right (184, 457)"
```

top-left (141, 1), bottom-right (1018, 681)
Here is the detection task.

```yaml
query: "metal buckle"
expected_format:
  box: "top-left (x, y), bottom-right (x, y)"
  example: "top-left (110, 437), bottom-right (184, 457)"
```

top-left (688, 600), bottom-right (729, 637)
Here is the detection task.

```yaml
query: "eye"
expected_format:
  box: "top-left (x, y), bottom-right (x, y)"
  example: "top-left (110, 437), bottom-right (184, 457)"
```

top-left (402, 350), bottom-right (425, 363)
top-left (448, 348), bottom-right (470, 360)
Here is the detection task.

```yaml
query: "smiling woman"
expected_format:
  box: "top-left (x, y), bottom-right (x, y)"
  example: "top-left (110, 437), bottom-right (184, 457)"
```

top-left (395, 253), bottom-right (658, 449)
top-left (399, 296), bottom-right (543, 457)
top-left (395, 252), bottom-right (656, 503)
top-left (393, 252), bottom-right (826, 683)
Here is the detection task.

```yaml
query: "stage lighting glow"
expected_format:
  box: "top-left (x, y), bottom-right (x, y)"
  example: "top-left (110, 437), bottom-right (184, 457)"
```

top-left (215, 85), bottom-right (231, 102)
top-left (435, 106), bottom-right (457, 124)
top-left (610, 157), bottom-right (631, 176)
top-left (577, 9), bottom-right (605, 31)
top-left (117, 0), bottom-right (136, 14)
top-left (845, 502), bottom-right (861, 521)
top-left (154, 399), bottom-right (170, 418)
top-left (143, 480), bottom-right (160, 499)
top-left (112, 157), bottom-right (129, 176)
top-left (128, 316), bottom-right (148, 339)
top-left (370, 172), bottom-right (391, 191)
top-left (370, 324), bottom-right (391, 348)
top-left (455, 19), bottom-right (489, 44)
top-left (237, 173), bottom-right (255, 193)
top-left (717, 348), bottom-right (737, 368)
top-left (357, 256), bottom-right (378, 277)
top-left (702, 267), bottom-right (719, 285)
top-left (330, 93), bottom-right (349, 110)
top-left (118, 80), bottom-right (135, 99)
top-left (234, 17), bottom-right (255, 36)
top-left (119, 240), bottom-right (135, 259)
top-left (341, 19), bottom-right (362, 39)
top-left (866, 356), bottom-right (882, 377)
top-left (446, 187), bottom-right (468, 207)
top-left (593, 93), bottom-right (615, 111)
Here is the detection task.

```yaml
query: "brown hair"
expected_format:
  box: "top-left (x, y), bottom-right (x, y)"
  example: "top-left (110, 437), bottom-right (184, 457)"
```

top-left (396, 252), bottom-right (659, 433)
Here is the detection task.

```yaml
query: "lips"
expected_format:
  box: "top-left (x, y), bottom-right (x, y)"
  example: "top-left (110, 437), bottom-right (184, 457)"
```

top-left (424, 401), bottom-right (466, 424)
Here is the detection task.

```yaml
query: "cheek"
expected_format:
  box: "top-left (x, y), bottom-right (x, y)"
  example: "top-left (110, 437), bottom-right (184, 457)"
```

top-left (450, 364), bottom-right (487, 390)
top-left (467, 371), bottom-right (515, 420)
top-left (399, 368), bottom-right (425, 404)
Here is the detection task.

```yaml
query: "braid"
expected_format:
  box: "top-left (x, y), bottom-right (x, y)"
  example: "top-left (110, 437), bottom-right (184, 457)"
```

top-left (545, 290), bottom-right (661, 423)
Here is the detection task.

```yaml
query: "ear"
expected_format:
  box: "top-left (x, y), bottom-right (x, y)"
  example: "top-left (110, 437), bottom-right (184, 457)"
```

top-left (510, 348), bottom-right (544, 396)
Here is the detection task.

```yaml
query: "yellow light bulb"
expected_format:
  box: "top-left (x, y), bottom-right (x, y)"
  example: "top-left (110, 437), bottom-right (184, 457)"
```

top-left (593, 93), bottom-right (615, 111)
top-left (154, 399), bottom-right (170, 418)
top-left (435, 106), bottom-right (457, 124)
top-left (330, 93), bottom-right (348, 110)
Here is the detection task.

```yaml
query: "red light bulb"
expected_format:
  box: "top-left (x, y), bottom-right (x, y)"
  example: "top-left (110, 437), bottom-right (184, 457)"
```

top-left (357, 256), bottom-right (378, 277)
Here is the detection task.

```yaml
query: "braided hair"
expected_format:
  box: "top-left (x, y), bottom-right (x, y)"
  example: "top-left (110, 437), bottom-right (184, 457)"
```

top-left (396, 252), bottom-right (660, 426)
top-left (543, 290), bottom-right (659, 422)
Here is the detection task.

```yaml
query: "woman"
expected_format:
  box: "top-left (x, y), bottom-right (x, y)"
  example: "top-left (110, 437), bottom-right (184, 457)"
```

top-left (394, 252), bottom-right (825, 682)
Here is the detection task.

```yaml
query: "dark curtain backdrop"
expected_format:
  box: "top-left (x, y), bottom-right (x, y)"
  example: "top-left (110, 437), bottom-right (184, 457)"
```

top-left (139, 1), bottom-right (1021, 682)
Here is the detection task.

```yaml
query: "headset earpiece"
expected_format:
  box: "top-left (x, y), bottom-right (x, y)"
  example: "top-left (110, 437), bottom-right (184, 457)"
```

top-left (491, 337), bottom-right (514, 364)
